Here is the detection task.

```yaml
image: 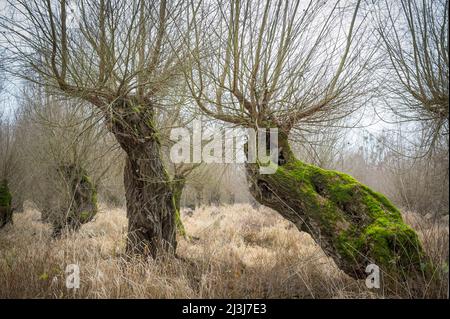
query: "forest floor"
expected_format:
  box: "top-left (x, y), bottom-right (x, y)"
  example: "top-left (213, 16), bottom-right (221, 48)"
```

top-left (0, 203), bottom-right (448, 298)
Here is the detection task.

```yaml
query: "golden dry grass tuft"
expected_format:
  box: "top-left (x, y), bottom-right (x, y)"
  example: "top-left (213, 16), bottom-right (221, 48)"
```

top-left (0, 204), bottom-right (447, 298)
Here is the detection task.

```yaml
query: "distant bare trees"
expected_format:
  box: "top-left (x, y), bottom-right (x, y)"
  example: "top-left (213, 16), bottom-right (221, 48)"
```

top-left (376, 0), bottom-right (449, 151)
top-left (0, 111), bottom-right (15, 229)
top-left (0, 112), bottom-right (18, 183)
top-left (0, 108), bottom-right (24, 215)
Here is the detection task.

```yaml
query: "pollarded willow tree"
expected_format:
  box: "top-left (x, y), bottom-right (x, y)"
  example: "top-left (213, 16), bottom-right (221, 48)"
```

top-left (185, 0), bottom-right (431, 282)
top-left (0, 0), bottom-right (195, 256)
top-left (15, 89), bottom-right (108, 237)
top-left (0, 111), bottom-right (23, 226)
top-left (0, 54), bottom-right (22, 226)
top-left (0, 109), bottom-right (12, 228)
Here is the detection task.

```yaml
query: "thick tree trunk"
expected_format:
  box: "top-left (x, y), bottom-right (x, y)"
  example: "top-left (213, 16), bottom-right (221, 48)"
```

top-left (124, 154), bottom-right (176, 256)
top-left (246, 133), bottom-right (431, 283)
top-left (108, 98), bottom-right (177, 257)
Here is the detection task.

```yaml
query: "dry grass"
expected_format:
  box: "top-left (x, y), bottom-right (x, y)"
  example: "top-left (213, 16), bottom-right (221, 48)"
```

top-left (0, 203), bottom-right (447, 299)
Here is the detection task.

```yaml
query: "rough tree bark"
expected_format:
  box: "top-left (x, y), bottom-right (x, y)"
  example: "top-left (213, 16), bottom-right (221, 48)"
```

top-left (48, 164), bottom-right (98, 237)
top-left (0, 179), bottom-right (13, 229)
top-left (107, 98), bottom-right (177, 257)
top-left (246, 132), bottom-right (431, 283)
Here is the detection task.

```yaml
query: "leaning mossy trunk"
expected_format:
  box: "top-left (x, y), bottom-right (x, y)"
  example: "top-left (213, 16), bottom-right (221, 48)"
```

top-left (0, 179), bottom-right (13, 229)
top-left (246, 134), bottom-right (431, 285)
top-left (48, 164), bottom-right (98, 237)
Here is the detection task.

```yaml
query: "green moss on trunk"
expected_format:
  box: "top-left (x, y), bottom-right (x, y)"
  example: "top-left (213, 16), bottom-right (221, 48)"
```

top-left (48, 164), bottom-right (98, 237)
top-left (246, 137), bottom-right (431, 283)
top-left (172, 175), bottom-right (187, 237)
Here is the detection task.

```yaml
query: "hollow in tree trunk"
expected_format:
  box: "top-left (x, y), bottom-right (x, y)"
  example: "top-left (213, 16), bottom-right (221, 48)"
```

top-left (246, 132), bottom-right (431, 284)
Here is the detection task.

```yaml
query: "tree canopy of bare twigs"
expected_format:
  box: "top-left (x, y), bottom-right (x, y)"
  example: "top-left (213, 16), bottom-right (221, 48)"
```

top-left (185, 0), bottom-right (374, 136)
top-left (0, 0), bottom-right (197, 256)
top-left (376, 0), bottom-right (449, 152)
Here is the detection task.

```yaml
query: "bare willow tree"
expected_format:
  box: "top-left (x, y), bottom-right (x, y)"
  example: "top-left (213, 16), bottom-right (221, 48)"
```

top-left (0, 55), bottom-right (12, 228)
top-left (0, 0), bottom-right (194, 256)
top-left (0, 54), bottom-right (14, 228)
top-left (13, 86), bottom-right (116, 236)
top-left (185, 0), bottom-right (430, 282)
top-left (0, 115), bottom-right (14, 228)
top-left (0, 108), bottom-right (24, 228)
top-left (376, 0), bottom-right (449, 152)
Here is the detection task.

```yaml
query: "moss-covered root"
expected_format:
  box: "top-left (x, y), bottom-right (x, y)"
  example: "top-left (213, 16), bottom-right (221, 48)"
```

top-left (0, 179), bottom-right (13, 229)
top-left (246, 159), bottom-right (431, 284)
